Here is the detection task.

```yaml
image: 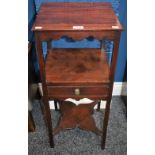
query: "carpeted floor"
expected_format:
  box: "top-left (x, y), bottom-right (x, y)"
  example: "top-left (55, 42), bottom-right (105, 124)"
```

top-left (28, 97), bottom-right (127, 155)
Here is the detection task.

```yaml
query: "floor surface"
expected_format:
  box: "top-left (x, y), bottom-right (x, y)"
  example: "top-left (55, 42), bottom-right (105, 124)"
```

top-left (28, 96), bottom-right (127, 155)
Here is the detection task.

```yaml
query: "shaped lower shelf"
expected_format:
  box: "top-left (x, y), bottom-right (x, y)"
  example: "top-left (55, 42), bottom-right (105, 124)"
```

top-left (53, 100), bottom-right (102, 135)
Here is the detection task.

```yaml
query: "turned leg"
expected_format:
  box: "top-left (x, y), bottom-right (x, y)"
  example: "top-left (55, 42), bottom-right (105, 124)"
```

top-left (101, 98), bottom-right (111, 150)
top-left (42, 96), bottom-right (54, 148)
top-left (97, 100), bottom-right (101, 111)
top-left (54, 100), bottom-right (58, 111)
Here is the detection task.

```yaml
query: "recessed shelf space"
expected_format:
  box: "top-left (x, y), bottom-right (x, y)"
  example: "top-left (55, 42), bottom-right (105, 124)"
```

top-left (45, 48), bottom-right (110, 85)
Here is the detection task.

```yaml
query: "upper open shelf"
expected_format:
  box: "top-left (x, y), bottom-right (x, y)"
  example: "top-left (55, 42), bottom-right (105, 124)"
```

top-left (45, 48), bottom-right (110, 85)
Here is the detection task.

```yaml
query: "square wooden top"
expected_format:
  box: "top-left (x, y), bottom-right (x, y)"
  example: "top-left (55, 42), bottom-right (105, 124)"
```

top-left (32, 2), bottom-right (122, 31)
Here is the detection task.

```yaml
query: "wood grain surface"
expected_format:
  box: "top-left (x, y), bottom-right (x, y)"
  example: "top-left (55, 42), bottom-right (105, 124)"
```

top-left (33, 2), bottom-right (122, 149)
top-left (32, 2), bottom-right (122, 31)
top-left (45, 48), bottom-right (110, 85)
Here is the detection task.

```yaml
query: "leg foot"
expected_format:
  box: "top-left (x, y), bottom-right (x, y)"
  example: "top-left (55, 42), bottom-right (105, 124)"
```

top-left (101, 99), bottom-right (111, 149)
top-left (43, 97), bottom-right (54, 148)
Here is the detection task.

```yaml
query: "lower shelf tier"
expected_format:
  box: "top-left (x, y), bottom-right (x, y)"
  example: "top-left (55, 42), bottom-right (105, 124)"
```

top-left (53, 100), bottom-right (102, 135)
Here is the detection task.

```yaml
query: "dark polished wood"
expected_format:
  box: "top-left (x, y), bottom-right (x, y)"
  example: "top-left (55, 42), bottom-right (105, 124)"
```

top-left (101, 98), bottom-right (111, 149)
top-left (46, 39), bottom-right (59, 111)
top-left (47, 40), bottom-right (52, 50)
top-left (35, 32), bottom-right (54, 148)
top-left (32, 2), bottom-right (122, 149)
top-left (97, 101), bottom-right (101, 111)
top-left (37, 31), bottom-right (120, 42)
top-left (53, 100), bottom-right (101, 135)
top-left (54, 100), bottom-right (58, 111)
top-left (46, 49), bottom-right (110, 85)
top-left (32, 2), bottom-right (122, 31)
top-left (47, 85), bottom-right (109, 100)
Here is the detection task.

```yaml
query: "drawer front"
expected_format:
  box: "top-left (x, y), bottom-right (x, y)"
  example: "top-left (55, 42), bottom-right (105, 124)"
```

top-left (47, 85), bottom-right (109, 99)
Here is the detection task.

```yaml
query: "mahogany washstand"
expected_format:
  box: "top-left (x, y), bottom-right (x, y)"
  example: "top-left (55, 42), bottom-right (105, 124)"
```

top-left (32, 2), bottom-right (123, 149)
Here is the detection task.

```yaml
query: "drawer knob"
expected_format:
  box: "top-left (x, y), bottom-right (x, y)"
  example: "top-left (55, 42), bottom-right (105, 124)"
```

top-left (75, 88), bottom-right (80, 95)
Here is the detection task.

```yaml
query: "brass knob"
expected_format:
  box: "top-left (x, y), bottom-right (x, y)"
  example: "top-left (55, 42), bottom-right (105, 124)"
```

top-left (74, 88), bottom-right (80, 95)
